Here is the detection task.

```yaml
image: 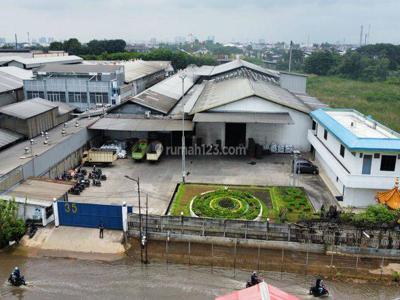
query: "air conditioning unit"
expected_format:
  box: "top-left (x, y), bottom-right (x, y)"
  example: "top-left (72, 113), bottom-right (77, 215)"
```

top-left (145, 111), bottom-right (151, 118)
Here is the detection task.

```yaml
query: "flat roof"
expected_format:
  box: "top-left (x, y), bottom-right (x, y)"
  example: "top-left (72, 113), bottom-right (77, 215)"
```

top-left (90, 116), bottom-right (193, 131)
top-left (310, 108), bottom-right (400, 152)
top-left (5, 178), bottom-right (73, 202)
top-left (193, 112), bottom-right (294, 124)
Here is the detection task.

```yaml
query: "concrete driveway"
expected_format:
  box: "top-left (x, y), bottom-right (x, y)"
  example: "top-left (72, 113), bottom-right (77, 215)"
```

top-left (69, 154), bottom-right (337, 214)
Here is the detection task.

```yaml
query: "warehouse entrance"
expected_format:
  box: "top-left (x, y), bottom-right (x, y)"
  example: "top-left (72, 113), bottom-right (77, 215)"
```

top-left (225, 123), bottom-right (246, 147)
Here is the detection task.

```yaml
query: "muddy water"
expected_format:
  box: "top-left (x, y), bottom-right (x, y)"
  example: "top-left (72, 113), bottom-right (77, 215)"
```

top-left (0, 252), bottom-right (399, 300)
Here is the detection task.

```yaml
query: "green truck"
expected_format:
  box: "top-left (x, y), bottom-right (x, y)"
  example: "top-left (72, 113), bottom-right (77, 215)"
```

top-left (131, 140), bottom-right (148, 161)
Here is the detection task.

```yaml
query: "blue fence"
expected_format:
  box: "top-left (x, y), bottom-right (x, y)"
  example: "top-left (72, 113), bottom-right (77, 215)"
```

top-left (58, 201), bottom-right (132, 230)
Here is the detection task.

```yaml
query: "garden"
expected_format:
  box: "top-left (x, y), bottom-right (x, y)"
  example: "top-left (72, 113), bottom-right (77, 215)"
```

top-left (169, 183), bottom-right (314, 222)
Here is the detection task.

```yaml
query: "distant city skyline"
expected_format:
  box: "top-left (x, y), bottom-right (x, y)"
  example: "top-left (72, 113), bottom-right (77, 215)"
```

top-left (1, 0), bottom-right (399, 45)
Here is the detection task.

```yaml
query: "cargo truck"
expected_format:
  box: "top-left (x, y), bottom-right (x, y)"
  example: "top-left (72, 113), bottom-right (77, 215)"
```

top-left (82, 148), bottom-right (117, 165)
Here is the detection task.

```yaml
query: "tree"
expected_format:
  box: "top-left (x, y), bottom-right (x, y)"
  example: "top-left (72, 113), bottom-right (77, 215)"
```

top-left (0, 199), bottom-right (25, 248)
top-left (63, 38), bottom-right (82, 55)
top-left (276, 49), bottom-right (305, 72)
top-left (49, 41), bottom-right (63, 51)
top-left (304, 50), bottom-right (338, 75)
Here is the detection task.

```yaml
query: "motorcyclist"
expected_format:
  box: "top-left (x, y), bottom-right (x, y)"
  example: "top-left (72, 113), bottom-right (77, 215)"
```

top-left (250, 271), bottom-right (260, 285)
top-left (13, 267), bottom-right (21, 280)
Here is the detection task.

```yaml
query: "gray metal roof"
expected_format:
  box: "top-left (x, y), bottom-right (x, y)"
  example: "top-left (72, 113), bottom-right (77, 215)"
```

top-left (37, 63), bottom-right (122, 74)
top-left (190, 77), bottom-right (310, 114)
top-left (295, 94), bottom-right (328, 111)
top-left (0, 67), bottom-right (33, 93)
top-left (130, 67), bottom-right (198, 114)
top-left (0, 55), bottom-right (83, 68)
top-left (194, 59), bottom-right (280, 79)
top-left (0, 128), bottom-right (24, 149)
top-left (0, 99), bottom-right (56, 119)
top-left (123, 60), bottom-right (171, 83)
top-left (90, 116), bottom-right (193, 131)
top-left (193, 112), bottom-right (294, 124)
top-left (0, 98), bottom-right (75, 119)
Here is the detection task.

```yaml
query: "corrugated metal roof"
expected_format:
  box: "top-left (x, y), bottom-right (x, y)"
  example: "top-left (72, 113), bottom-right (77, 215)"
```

top-left (0, 98), bottom-right (74, 119)
top-left (0, 66), bottom-right (32, 93)
top-left (130, 66), bottom-right (198, 114)
top-left (190, 77), bottom-right (310, 114)
top-left (0, 128), bottom-right (24, 149)
top-left (195, 59), bottom-right (280, 79)
top-left (38, 63), bottom-right (122, 74)
top-left (0, 55), bottom-right (83, 68)
top-left (90, 116), bottom-right (193, 131)
top-left (0, 98), bottom-right (55, 119)
top-left (123, 60), bottom-right (171, 83)
top-left (193, 112), bottom-right (294, 124)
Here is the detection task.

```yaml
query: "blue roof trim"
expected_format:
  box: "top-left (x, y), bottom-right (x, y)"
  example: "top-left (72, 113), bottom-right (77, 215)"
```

top-left (310, 109), bottom-right (400, 152)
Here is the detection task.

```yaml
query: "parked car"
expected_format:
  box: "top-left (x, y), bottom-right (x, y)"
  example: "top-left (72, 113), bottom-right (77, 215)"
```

top-left (292, 159), bottom-right (319, 174)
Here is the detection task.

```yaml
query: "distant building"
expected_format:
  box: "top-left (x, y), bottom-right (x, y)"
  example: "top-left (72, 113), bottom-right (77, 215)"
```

top-left (309, 109), bottom-right (400, 207)
top-left (0, 55), bottom-right (83, 70)
top-left (0, 66), bottom-right (33, 107)
top-left (23, 64), bottom-right (125, 111)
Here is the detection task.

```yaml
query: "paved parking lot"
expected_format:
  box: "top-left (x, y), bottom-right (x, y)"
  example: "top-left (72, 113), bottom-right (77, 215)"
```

top-left (68, 154), bottom-right (337, 214)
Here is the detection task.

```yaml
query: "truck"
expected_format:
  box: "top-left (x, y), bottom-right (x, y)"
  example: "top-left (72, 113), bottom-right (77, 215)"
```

top-left (131, 139), bottom-right (148, 161)
top-left (146, 141), bottom-right (163, 162)
top-left (82, 148), bottom-right (117, 165)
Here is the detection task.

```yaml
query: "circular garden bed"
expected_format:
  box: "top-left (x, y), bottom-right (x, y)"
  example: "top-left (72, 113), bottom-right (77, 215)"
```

top-left (190, 188), bottom-right (262, 220)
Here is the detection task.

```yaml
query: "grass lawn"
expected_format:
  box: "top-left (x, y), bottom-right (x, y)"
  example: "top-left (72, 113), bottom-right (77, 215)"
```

top-left (307, 76), bottom-right (400, 132)
top-left (169, 183), bottom-right (314, 222)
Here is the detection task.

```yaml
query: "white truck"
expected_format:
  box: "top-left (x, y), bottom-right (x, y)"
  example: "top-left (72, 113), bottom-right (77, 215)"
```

top-left (146, 141), bottom-right (163, 162)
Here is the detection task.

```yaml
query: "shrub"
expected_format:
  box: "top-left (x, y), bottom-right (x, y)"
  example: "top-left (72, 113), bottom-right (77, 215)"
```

top-left (0, 199), bottom-right (25, 248)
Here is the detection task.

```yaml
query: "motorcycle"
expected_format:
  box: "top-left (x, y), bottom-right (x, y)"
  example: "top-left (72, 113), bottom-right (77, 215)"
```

top-left (8, 274), bottom-right (26, 287)
top-left (245, 277), bottom-right (263, 288)
top-left (309, 285), bottom-right (329, 297)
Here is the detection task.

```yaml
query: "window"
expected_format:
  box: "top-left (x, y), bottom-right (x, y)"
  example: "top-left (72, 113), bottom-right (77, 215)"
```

top-left (323, 129), bottom-right (328, 140)
top-left (27, 91), bottom-right (44, 99)
top-left (312, 121), bottom-right (316, 130)
top-left (340, 144), bottom-right (345, 158)
top-left (380, 155), bottom-right (396, 171)
top-left (90, 93), bottom-right (108, 104)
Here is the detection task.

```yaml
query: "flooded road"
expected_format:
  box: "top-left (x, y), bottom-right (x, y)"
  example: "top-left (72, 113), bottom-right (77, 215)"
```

top-left (0, 252), bottom-right (399, 300)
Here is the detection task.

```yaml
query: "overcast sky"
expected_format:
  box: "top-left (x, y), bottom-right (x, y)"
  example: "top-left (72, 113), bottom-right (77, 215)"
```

top-left (1, 0), bottom-right (399, 44)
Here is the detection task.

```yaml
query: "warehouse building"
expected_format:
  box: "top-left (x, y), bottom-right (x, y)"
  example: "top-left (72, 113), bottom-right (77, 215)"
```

top-left (0, 98), bottom-right (75, 138)
top-left (0, 66), bottom-right (33, 107)
top-left (89, 59), bottom-right (325, 152)
top-left (309, 108), bottom-right (400, 207)
top-left (23, 64), bottom-right (125, 111)
top-left (0, 55), bottom-right (83, 70)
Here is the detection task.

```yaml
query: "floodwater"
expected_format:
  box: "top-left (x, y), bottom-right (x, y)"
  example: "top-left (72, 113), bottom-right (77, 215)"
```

top-left (0, 252), bottom-right (399, 300)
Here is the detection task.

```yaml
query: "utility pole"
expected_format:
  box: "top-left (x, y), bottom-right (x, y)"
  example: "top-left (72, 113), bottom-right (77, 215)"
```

top-left (15, 33), bottom-right (18, 50)
top-left (179, 72), bottom-right (187, 183)
top-left (145, 194), bottom-right (149, 264)
top-left (359, 25), bottom-right (364, 46)
top-left (288, 40), bottom-right (293, 72)
top-left (124, 175), bottom-right (143, 263)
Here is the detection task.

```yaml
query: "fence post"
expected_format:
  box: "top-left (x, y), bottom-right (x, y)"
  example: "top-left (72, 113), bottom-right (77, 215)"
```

top-left (53, 199), bottom-right (59, 227)
top-left (211, 242), bottom-right (214, 274)
top-left (202, 219), bottom-right (205, 236)
top-left (122, 202), bottom-right (128, 245)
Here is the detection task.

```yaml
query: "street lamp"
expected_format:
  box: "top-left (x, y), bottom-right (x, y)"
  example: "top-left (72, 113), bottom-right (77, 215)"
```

top-left (124, 175), bottom-right (144, 263)
top-left (179, 72), bottom-right (187, 183)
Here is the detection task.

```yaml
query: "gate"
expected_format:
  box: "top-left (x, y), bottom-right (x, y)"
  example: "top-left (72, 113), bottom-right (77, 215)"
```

top-left (58, 201), bottom-right (132, 230)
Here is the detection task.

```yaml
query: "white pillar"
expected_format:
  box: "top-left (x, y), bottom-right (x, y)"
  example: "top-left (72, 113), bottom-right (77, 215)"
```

top-left (122, 202), bottom-right (128, 232)
top-left (41, 208), bottom-right (47, 226)
top-left (53, 199), bottom-right (59, 227)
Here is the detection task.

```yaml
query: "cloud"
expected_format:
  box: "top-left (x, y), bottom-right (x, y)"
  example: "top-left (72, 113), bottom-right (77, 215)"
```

top-left (0, 0), bottom-right (399, 44)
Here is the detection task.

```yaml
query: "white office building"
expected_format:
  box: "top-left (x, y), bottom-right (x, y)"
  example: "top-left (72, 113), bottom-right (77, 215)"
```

top-left (308, 108), bottom-right (400, 207)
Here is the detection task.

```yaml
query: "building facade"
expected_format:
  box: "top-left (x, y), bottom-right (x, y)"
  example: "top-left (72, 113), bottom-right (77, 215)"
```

top-left (23, 64), bottom-right (125, 111)
top-left (308, 108), bottom-right (400, 207)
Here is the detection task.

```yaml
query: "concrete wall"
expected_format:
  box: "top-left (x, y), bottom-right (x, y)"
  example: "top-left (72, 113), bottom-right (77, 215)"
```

top-left (0, 89), bottom-right (24, 107)
top-left (195, 122), bottom-right (225, 145)
top-left (343, 187), bottom-right (378, 207)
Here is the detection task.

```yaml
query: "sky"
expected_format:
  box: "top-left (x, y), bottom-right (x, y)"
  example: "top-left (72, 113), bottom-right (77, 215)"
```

top-left (1, 0), bottom-right (399, 44)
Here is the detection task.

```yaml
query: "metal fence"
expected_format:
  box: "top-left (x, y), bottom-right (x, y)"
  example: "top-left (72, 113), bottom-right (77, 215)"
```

top-left (127, 214), bottom-right (400, 251)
